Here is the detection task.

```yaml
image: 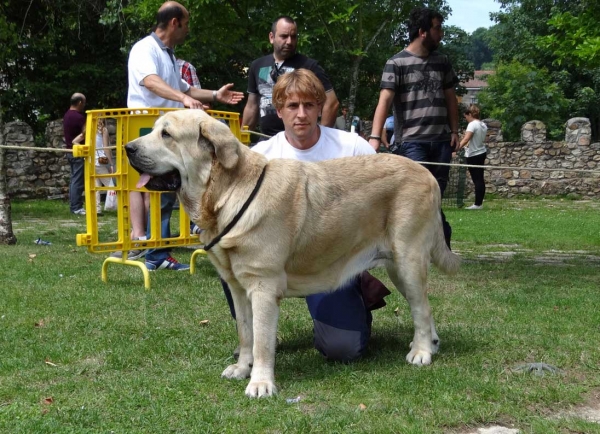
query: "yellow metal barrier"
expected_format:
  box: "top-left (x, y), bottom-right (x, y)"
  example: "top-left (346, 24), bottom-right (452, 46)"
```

top-left (75, 108), bottom-right (248, 288)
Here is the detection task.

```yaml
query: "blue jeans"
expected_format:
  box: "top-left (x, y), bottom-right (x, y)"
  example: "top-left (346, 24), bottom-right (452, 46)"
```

top-left (394, 140), bottom-right (453, 248)
top-left (68, 155), bottom-right (85, 212)
top-left (305, 277), bottom-right (372, 361)
top-left (145, 192), bottom-right (176, 263)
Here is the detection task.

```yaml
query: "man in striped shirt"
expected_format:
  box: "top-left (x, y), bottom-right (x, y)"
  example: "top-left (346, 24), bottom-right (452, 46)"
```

top-left (369, 6), bottom-right (459, 248)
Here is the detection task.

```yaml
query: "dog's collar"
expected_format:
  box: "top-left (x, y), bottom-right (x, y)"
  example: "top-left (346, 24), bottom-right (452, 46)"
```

top-left (203, 165), bottom-right (267, 251)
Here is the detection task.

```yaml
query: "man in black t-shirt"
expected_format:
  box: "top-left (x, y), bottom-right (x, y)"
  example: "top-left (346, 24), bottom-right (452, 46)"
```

top-left (242, 15), bottom-right (339, 137)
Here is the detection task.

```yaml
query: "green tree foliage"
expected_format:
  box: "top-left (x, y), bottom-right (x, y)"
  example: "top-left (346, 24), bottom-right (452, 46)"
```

top-left (486, 0), bottom-right (600, 139)
top-left (477, 60), bottom-right (568, 141)
top-left (469, 27), bottom-right (494, 70)
top-left (86, 0), bottom-right (453, 120)
top-left (440, 25), bottom-right (474, 93)
top-left (0, 0), bottom-right (128, 139)
top-left (538, 2), bottom-right (600, 69)
top-left (1, 0), bottom-right (466, 139)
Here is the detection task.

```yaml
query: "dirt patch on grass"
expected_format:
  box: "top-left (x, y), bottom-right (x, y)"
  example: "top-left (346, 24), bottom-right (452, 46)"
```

top-left (450, 388), bottom-right (600, 433)
top-left (458, 246), bottom-right (600, 266)
top-left (554, 386), bottom-right (600, 424)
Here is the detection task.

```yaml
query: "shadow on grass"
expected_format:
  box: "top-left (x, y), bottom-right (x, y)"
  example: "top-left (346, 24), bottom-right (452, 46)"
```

top-left (267, 320), bottom-right (489, 386)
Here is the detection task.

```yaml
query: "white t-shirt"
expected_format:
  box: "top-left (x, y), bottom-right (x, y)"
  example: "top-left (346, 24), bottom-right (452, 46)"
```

top-left (127, 34), bottom-right (190, 109)
top-left (251, 126), bottom-right (375, 162)
top-left (465, 120), bottom-right (488, 158)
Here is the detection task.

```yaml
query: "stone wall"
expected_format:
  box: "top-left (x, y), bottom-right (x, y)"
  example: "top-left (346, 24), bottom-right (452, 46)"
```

top-left (3, 117), bottom-right (600, 200)
top-left (462, 117), bottom-right (600, 199)
top-left (4, 120), bottom-right (70, 200)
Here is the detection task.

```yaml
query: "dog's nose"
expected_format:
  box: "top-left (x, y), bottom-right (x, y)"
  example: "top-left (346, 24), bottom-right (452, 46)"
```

top-left (124, 143), bottom-right (136, 156)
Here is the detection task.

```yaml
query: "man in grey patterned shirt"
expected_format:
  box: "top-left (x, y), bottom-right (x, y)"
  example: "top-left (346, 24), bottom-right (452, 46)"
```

top-left (369, 6), bottom-right (459, 248)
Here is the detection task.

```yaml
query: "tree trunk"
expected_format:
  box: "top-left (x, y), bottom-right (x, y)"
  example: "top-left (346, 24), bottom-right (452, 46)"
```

top-left (0, 112), bottom-right (17, 245)
top-left (347, 55), bottom-right (362, 130)
top-left (345, 17), bottom-right (389, 132)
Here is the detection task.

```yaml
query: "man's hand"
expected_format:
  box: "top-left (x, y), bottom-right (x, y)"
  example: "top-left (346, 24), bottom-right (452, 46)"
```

top-left (450, 132), bottom-right (460, 150)
top-left (182, 95), bottom-right (206, 110)
top-left (368, 138), bottom-right (381, 152)
top-left (216, 84), bottom-right (244, 105)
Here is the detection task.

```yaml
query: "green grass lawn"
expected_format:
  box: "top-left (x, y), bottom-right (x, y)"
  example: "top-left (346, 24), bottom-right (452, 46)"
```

top-left (1, 198), bottom-right (599, 433)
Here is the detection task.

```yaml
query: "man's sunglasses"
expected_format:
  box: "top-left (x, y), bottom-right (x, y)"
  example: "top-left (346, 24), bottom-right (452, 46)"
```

top-left (270, 64), bottom-right (284, 83)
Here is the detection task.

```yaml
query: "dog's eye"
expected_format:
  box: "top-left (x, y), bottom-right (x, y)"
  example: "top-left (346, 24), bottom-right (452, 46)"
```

top-left (161, 129), bottom-right (171, 139)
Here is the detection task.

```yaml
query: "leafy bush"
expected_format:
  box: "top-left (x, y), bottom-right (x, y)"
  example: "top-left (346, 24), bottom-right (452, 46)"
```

top-left (478, 61), bottom-right (569, 141)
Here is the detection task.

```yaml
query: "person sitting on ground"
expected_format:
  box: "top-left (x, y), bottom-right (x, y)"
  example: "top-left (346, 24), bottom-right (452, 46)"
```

top-left (221, 69), bottom-right (390, 362)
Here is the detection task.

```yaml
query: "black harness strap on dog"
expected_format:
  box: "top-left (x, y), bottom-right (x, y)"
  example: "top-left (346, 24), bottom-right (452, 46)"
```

top-left (204, 165), bottom-right (267, 251)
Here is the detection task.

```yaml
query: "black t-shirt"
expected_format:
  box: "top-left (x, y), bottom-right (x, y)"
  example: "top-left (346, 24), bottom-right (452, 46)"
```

top-left (247, 53), bottom-right (333, 136)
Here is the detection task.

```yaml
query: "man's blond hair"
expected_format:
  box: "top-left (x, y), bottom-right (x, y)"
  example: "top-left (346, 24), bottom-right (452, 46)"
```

top-left (272, 69), bottom-right (326, 110)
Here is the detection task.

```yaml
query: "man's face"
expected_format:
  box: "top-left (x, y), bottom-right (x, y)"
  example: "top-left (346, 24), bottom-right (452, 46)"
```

top-left (78, 99), bottom-right (86, 112)
top-left (269, 20), bottom-right (298, 61)
top-left (173, 14), bottom-right (190, 45)
top-left (423, 18), bottom-right (443, 51)
top-left (342, 107), bottom-right (348, 117)
top-left (277, 93), bottom-right (322, 148)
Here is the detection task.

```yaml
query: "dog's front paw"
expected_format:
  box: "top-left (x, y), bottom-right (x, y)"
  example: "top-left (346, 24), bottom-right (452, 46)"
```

top-left (221, 363), bottom-right (251, 380)
top-left (406, 348), bottom-right (432, 366)
top-left (245, 380), bottom-right (277, 398)
top-left (410, 338), bottom-right (440, 354)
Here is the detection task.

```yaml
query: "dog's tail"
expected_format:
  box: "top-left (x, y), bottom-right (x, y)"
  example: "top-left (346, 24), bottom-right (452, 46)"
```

top-left (431, 221), bottom-right (461, 275)
top-left (429, 190), bottom-right (461, 275)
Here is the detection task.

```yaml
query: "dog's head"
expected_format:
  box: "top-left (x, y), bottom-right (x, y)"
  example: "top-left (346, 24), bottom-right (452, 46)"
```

top-left (125, 109), bottom-right (240, 194)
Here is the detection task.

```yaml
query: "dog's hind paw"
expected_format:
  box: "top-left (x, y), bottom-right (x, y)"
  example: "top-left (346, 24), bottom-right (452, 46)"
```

top-left (245, 380), bottom-right (277, 398)
top-left (406, 349), bottom-right (432, 366)
top-left (221, 363), bottom-right (251, 380)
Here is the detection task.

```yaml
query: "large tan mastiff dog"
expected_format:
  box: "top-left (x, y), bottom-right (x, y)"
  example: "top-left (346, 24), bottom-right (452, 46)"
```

top-left (126, 110), bottom-right (461, 398)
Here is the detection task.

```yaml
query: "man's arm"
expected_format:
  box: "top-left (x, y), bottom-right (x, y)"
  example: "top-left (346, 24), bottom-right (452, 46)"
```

top-left (444, 87), bottom-right (460, 149)
top-left (369, 89), bottom-right (395, 151)
top-left (143, 74), bottom-right (204, 109)
top-left (242, 93), bottom-right (260, 131)
top-left (72, 123), bottom-right (86, 145)
top-left (320, 90), bottom-right (339, 127)
top-left (459, 131), bottom-right (474, 149)
top-left (187, 83), bottom-right (244, 105)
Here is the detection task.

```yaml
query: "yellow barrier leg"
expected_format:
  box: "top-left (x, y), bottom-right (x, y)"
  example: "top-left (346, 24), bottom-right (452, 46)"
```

top-left (102, 257), bottom-right (151, 289)
top-left (190, 248), bottom-right (207, 275)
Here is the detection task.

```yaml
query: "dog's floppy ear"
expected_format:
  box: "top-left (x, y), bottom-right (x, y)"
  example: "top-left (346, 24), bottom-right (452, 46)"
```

top-left (199, 116), bottom-right (240, 170)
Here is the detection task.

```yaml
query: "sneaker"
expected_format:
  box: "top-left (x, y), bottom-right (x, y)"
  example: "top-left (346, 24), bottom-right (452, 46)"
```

top-left (145, 256), bottom-right (190, 271)
top-left (110, 237), bottom-right (147, 260)
top-left (72, 208), bottom-right (86, 215)
top-left (191, 224), bottom-right (203, 235)
top-left (110, 249), bottom-right (146, 260)
top-left (465, 204), bottom-right (483, 210)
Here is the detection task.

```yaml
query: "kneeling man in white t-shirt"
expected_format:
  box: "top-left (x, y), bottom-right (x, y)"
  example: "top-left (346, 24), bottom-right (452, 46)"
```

top-left (221, 69), bottom-right (390, 361)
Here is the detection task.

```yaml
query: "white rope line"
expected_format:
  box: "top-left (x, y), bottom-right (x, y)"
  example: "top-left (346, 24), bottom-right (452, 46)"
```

top-left (0, 145), bottom-right (117, 153)
top-left (2, 144), bottom-right (599, 175)
top-left (0, 145), bottom-right (73, 153)
top-left (245, 130), bottom-right (272, 139)
top-left (421, 160), bottom-right (600, 175)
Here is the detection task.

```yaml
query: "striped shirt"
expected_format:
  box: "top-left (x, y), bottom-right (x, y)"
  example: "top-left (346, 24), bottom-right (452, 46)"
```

top-left (380, 50), bottom-right (458, 143)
